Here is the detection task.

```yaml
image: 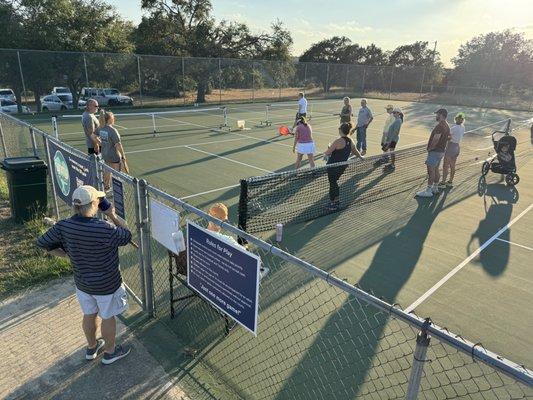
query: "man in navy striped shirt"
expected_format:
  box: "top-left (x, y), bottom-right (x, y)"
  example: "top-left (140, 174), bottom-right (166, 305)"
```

top-left (37, 185), bottom-right (132, 364)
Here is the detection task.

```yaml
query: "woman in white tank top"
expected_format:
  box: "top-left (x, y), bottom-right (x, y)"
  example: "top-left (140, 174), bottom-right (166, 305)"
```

top-left (441, 112), bottom-right (465, 187)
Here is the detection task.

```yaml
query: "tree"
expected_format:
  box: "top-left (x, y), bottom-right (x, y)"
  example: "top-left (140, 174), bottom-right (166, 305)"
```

top-left (1, 0), bottom-right (134, 109)
top-left (451, 30), bottom-right (533, 90)
top-left (137, 0), bottom-right (292, 102)
top-left (388, 41), bottom-right (440, 67)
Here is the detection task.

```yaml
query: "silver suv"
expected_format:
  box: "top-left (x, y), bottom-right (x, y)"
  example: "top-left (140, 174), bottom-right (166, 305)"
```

top-left (80, 87), bottom-right (133, 106)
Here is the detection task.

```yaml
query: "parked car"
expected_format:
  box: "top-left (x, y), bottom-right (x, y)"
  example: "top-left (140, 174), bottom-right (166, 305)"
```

top-left (0, 99), bottom-right (30, 114)
top-left (0, 88), bottom-right (16, 102)
top-left (80, 87), bottom-right (133, 106)
top-left (51, 86), bottom-right (72, 95)
top-left (40, 94), bottom-right (86, 111)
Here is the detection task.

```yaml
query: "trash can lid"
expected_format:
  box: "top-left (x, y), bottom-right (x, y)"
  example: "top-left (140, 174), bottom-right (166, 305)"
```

top-left (1, 156), bottom-right (47, 171)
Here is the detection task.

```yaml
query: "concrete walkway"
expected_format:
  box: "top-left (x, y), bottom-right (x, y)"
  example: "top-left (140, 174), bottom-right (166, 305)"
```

top-left (0, 277), bottom-right (190, 400)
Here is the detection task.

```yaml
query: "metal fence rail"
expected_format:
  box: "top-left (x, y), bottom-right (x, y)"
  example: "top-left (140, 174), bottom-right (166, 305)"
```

top-left (1, 111), bottom-right (532, 399)
top-left (1, 48), bottom-right (532, 113)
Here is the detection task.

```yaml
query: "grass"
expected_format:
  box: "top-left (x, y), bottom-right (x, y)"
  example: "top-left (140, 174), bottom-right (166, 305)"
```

top-left (0, 173), bottom-right (71, 299)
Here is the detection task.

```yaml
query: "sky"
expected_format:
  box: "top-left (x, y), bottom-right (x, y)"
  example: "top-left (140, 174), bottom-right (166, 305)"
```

top-left (105, 0), bottom-right (533, 67)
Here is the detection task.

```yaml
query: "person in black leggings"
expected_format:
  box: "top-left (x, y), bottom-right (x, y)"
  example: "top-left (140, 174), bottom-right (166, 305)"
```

top-left (323, 122), bottom-right (364, 210)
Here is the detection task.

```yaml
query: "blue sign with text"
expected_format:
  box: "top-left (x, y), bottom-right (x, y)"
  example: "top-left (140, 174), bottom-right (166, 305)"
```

top-left (187, 221), bottom-right (260, 335)
top-left (112, 177), bottom-right (125, 219)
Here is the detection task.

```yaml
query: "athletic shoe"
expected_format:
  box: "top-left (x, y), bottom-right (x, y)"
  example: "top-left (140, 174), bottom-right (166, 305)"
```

top-left (384, 164), bottom-right (395, 172)
top-left (416, 188), bottom-right (433, 198)
top-left (446, 180), bottom-right (453, 187)
top-left (361, 150), bottom-right (367, 156)
top-left (431, 185), bottom-right (439, 194)
top-left (86, 339), bottom-right (105, 360)
top-left (102, 344), bottom-right (131, 365)
top-left (438, 181), bottom-right (447, 189)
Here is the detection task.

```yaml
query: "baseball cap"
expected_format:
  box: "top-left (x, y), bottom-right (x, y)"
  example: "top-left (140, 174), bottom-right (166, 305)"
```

top-left (435, 108), bottom-right (448, 117)
top-left (72, 185), bottom-right (106, 206)
top-left (386, 104), bottom-right (393, 110)
top-left (392, 107), bottom-right (402, 113)
top-left (209, 203), bottom-right (228, 221)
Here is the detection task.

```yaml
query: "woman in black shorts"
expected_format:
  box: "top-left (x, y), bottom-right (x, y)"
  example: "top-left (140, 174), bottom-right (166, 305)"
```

top-left (323, 122), bottom-right (364, 210)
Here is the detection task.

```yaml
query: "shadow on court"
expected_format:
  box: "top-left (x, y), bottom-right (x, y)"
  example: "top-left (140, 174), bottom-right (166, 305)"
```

top-left (468, 177), bottom-right (519, 276)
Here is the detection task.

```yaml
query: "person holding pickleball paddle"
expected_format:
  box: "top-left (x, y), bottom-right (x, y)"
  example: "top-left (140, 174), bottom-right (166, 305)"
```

top-left (98, 110), bottom-right (129, 190)
top-left (36, 185), bottom-right (132, 365)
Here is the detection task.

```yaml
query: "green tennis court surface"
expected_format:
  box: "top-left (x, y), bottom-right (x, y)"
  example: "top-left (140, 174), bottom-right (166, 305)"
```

top-left (24, 97), bottom-right (533, 371)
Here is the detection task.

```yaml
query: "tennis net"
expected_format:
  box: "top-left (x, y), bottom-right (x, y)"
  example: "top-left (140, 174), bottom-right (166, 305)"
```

top-left (53, 107), bottom-right (229, 138)
top-left (260, 102), bottom-right (339, 126)
top-left (238, 118), bottom-right (514, 233)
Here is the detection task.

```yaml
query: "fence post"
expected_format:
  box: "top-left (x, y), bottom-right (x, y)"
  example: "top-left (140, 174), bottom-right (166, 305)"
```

top-left (388, 66), bottom-right (395, 100)
top-left (43, 136), bottom-right (60, 219)
top-left (345, 64), bottom-right (349, 95)
top-left (418, 67), bottom-right (427, 102)
top-left (361, 66), bottom-right (366, 94)
top-left (136, 55), bottom-right (144, 107)
top-left (0, 118), bottom-right (7, 158)
top-left (138, 179), bottom-right (155, 317)
top-left (182, 57), bottom-right (186, 105)
top-left (16, 51), bottom-right (28, 107)
top-left (325, 63), bottom-right (330, 97)
top-left (83, 53), bottom-right (89, 87)
top-left (304, 63), bottom-right (308, 89)
top-left (29, 127), bottom-right (38, 157)
top-left (406, 319), bottom-right (431, 400)
top-left (132, 177), bottom-right (148, 311)
top-left (218, 58), bottom-right (223, 105)
top-left (252, 61), bottom-right (255, 103)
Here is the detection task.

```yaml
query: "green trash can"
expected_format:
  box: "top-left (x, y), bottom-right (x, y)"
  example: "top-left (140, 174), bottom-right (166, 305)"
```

top-left (1, 156), bottom-right (48, 223)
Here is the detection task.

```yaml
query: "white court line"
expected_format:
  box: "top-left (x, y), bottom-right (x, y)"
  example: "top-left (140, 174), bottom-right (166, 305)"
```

top-left (126, 137), bottom-right (246, 154)
top-left (495, 238), bottom-right (533, 251)
top-left (185, 145), bottom-right (273, 174)
top-left (405, 203), bottom-right (533, 313)
top-left (114, 123), bottom-right (128, 129)
top-left (181, 184), bottom-right (240, 200)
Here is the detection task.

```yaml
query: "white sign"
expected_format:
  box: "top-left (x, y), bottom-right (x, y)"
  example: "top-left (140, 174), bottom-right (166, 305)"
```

top-left (149, 199), bottom-right (184, 253)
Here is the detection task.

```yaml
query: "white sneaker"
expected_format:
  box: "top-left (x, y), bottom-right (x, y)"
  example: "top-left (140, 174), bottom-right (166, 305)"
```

top-left (416, 188), bottom-right (433, 198)
top-left (431, 185), bottom-right (439, 194)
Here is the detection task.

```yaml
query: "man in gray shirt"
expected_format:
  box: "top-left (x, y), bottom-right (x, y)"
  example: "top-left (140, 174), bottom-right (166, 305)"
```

top-left (355, 98), bottom-right (373, 156)
top-left (82, 99), bottom-right (101, 154)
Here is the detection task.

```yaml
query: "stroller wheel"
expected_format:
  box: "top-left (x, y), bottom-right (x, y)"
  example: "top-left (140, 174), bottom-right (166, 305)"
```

top-left (505, 173), bottom-right (519, 186)
top-left (481, 161), bottom-right (490, 176)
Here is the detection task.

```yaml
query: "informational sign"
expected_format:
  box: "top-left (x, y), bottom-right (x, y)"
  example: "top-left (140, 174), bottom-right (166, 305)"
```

top-left (111, 177), bottom-right (125, 219)
top-left (187, 221), bottom-right (260, 335)
top-left (150, 199), bottom-right (182, 253)
top-left (48, 140), bottom-right (94, 206)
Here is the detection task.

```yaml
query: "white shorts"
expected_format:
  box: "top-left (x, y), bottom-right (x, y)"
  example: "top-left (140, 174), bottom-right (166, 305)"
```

top-left (76, 284), bottom-right (128, 320)
top-left (296, 142), bottom-right (316, 155)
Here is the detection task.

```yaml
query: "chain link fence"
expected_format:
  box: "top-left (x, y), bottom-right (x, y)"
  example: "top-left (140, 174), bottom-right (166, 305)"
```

top-left (2, 48), bottom-right (532, 114)
top-left (1, 111), bottom-right (532, 399)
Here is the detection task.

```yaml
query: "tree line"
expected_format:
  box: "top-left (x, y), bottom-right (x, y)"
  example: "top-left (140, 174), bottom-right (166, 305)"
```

top-left (1, 0), bottom-right (531, 108)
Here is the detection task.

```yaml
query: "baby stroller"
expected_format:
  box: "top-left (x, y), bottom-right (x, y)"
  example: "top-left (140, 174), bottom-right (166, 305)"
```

top-left (481, 129), bottom-right (519, 186)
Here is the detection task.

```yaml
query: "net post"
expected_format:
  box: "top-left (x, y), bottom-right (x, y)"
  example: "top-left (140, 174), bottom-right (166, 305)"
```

top-left (83, 53), bottom-right (89, 87)
top-left (42, 135), bottom-right (60, 219)
top-left (218, 58), bottom-right (222, 104)
top-left (52, 116), bottom-right (59, 139)
top-left (151, 113), bottom-right (157, 136)
top-left (419, 67), bottom-right (426, 102)
top-left (406, 318), bottom-right (431, 400)
top-left (361, 66), bottom-right (366, 94)
top-left (132, 177), bottom-right (148, 311)
top-left (237, 178), bottom-right (249, 246)
top-left (29, 127), bottom-right (38, 157)
top-left (138, 179), bottom-right (155, 317)
top-left (0, 118), bottom-right (8, 158)
top-left (265, 104), bottom-right (271, 126)
top-left (17, 50), bottom-right (28, 107)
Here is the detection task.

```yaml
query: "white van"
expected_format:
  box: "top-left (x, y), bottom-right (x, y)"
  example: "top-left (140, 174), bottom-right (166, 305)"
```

top-left (0, 89), bottom-right (16, 102)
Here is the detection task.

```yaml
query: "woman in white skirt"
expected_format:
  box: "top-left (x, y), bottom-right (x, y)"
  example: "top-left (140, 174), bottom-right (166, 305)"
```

top-left (441, 112), bottom-right (465, 187)
top-left (292, 116), bottom-right (316, 169)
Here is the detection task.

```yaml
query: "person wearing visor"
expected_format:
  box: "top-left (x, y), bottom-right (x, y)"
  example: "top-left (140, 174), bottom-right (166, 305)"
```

top-left (36, 185), bottom-right (132, 365)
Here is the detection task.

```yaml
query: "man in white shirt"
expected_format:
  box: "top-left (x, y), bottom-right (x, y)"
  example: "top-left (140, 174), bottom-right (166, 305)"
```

top-left (292, 92), bottom-right (308, 132)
